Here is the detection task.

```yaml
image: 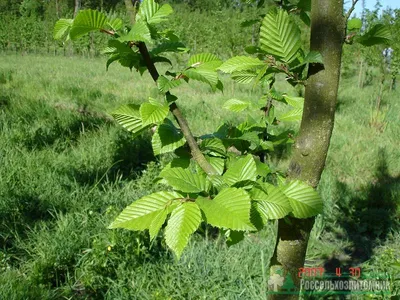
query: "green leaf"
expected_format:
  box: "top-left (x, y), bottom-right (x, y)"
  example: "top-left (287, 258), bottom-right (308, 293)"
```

top-left (152, 119), bottom-right (186, 155)
top-left (207, 175), bottom-right (229, 190)
top-left (149, 209), bottom-right (168, 241)
top-left (304, 51), bottom-right (323, 64)
top-left (260, 7), bottom-right (301, 63)
top-left (223, 99), bottom-right (251, 113)
top-left (223, 155), bottom-right (257, 186)
top-left (218, 56), bottom-right (265, 74)
top-left (118, 21), bottom-right (151, 43)
top-left (250, 184), bottom-right (292, 220)
top-left (107, 17), bottom-right (123, 31)
top-left (137, 0), bottom-right (173, 25)
top-left (278, 108), bottom-right (303, 122)
top-left (188, 53), bottom-right (221, 67)
top-left (196, 188), bottom-right (255, 231)
top-left (291, 51), bottom-right (323, 70)
top-left (183, 68), bottom-right (219, 88)
top-left (111, 104), bottom-right (149, 135)
top-left (254, 158), bottom-right (271, 177)
top-left (169, 156), bottom-right (191, 169)
top-left (109, 191), bottom-right (182, 230)
top-left (70, 9), bottom-right (108, 40)
top-left (160, 167), bottom-right (209, 193)
top-left (151, 42), bottom-right (187, 55)
top-left (206, 156), bottom-right (224, 175)
top-left (165, 202), bottom-right (201, 259)
top-left (157, 76), bottom-right (183, 93)
top-left (347, 18), bottom-right (362, 31)
top-left (282, 180), bottom-right (323, 218)
top-left (200, 138), bottom-right (226, 156)
top-left (231, 70), bottom-right (257, 84)
top-left (105, 40), bottom-right (141, 70)
top-left (282, 95), bottom-right (304, 109)
top-left (356, 24), bottom-right (391, 46)
top-left (225, 230), bottom-right (245, 246)
top-left (54, 18), bottom-right (73, 40)
top-left (140, 102), bottom-right (169, 126)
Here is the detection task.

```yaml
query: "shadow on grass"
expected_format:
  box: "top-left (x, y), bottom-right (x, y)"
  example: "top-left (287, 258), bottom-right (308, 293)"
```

top-left (322, 148), bottom-right (400, 273)
top-left (72, 132), bottom-right (156, 186)
top-left (22, 116), bottom-right (109, 152)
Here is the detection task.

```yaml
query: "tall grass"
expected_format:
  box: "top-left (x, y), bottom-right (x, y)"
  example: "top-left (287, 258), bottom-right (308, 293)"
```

top-left (0, 54), bottom-right (399, 299)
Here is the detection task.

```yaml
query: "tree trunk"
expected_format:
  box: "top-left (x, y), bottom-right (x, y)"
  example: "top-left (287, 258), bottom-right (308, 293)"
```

top-left (268, 0), bottom-right (345, 299)
top-left (74, 0), bottom-right (81, 17)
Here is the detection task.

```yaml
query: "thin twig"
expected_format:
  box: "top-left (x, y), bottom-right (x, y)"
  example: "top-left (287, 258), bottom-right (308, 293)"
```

top-left (135, 41), bottom-right (218, 175)
top-left (100, 29), bottom-right (115, 36)
top-left (346, 0), bottom-right (359, 21)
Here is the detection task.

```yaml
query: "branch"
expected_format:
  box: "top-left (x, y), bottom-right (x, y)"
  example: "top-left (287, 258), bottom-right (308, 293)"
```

top-left (346, 0), bottom-right (359, 21)
top-left (135, 42), bottom-right (218, 175)
top-left (100, 28), bottom-right (115, 36)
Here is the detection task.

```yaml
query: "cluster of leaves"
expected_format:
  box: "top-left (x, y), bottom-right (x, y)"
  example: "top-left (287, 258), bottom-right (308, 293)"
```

top-left (53, 0), bottom-right (323, 258)
top-left (346, 17), bottom-right (391, 46)
top-left (54, 0), bottom-right (391, 258)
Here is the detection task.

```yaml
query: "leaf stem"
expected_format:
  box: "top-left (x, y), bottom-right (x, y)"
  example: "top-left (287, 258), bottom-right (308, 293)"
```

top-left (136, 41), bottom-right (218, 175)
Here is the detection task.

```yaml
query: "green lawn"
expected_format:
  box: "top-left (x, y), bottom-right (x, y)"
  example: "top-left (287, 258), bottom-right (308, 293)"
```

top-left (0, 54), bottom-right (399, 299)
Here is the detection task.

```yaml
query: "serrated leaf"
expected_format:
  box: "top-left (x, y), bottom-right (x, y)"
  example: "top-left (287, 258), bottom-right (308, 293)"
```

top-left (218, 56), bottom-right (265, 74)
top-left (254, 159), bottom-right (271, 177)
top-left (225, 230), bottom-right (245, 246)
top-left (160, 167), bottom-right (209, 193)
top-left (251, 184), bottom-right (292, 220)
top-left (279, 108), bottom-right (303, 122)
top-left (165, 202), bottom-right (201, 259)
top-left (260, 7), bottom-right (301, 63)
top-left (199, 156), bottom-right (224, 176)
top-left (223, 99), bottom-right (251, 113)
top-left (105, 39), bottom-right (141, 70)
top-left (118, 21), bottom-right (151, 43)
top-left (151, 42), bottom-right (187, 55)
top-left (208, 156), bottom-right (224, 175)
top-left (54, 18), bottom-right (73, 40)
top-left (111, 104), bottom-right (149, 135)
top-left (291, 51), bottom-right (323, 70)
top-left (207, 175), bottom-right (229, 190)
top-left (196, 188), bottom-right (255, 231)
top-left (188, 53), bottom-right (221, 67)
top-left (347, 18), bottom-right (362, 31)
top-left (223, 155), bottom-right (257, 186)
top-left (140, 102), bottom-right (169, 126)
top-left (152, 56), bottom-right (173, 66)
top-left (282, 95), bottom-right (304, 109)
top-left (70, 9), bottom-right (108, 40)
top-left (149, 209), bottom-right (168, 241)
top-left (157, 76), bottom-right (183, 93)
top-left (231, 70), bottom-right (257, 84)
top-left (107, 17), bottom-right (123, 31)
top-left (183, 68), bottom-right (218, 87)
top-left (282, 180), bottom-right (323, 218)
top-left (152, 119), bottom-right (186, 155)
top-left (356, 24), bottom-right (391, 46)
top-left (137, 0), bottom-right (173, 25)
top-left (201, 138), bottom-right (226, 156)
top-left (109, 191), bottom-right (182, 230)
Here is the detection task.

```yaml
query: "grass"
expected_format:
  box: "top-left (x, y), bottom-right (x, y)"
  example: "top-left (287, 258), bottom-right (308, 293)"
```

top-left (0, 53), bottom-right (399, 299)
